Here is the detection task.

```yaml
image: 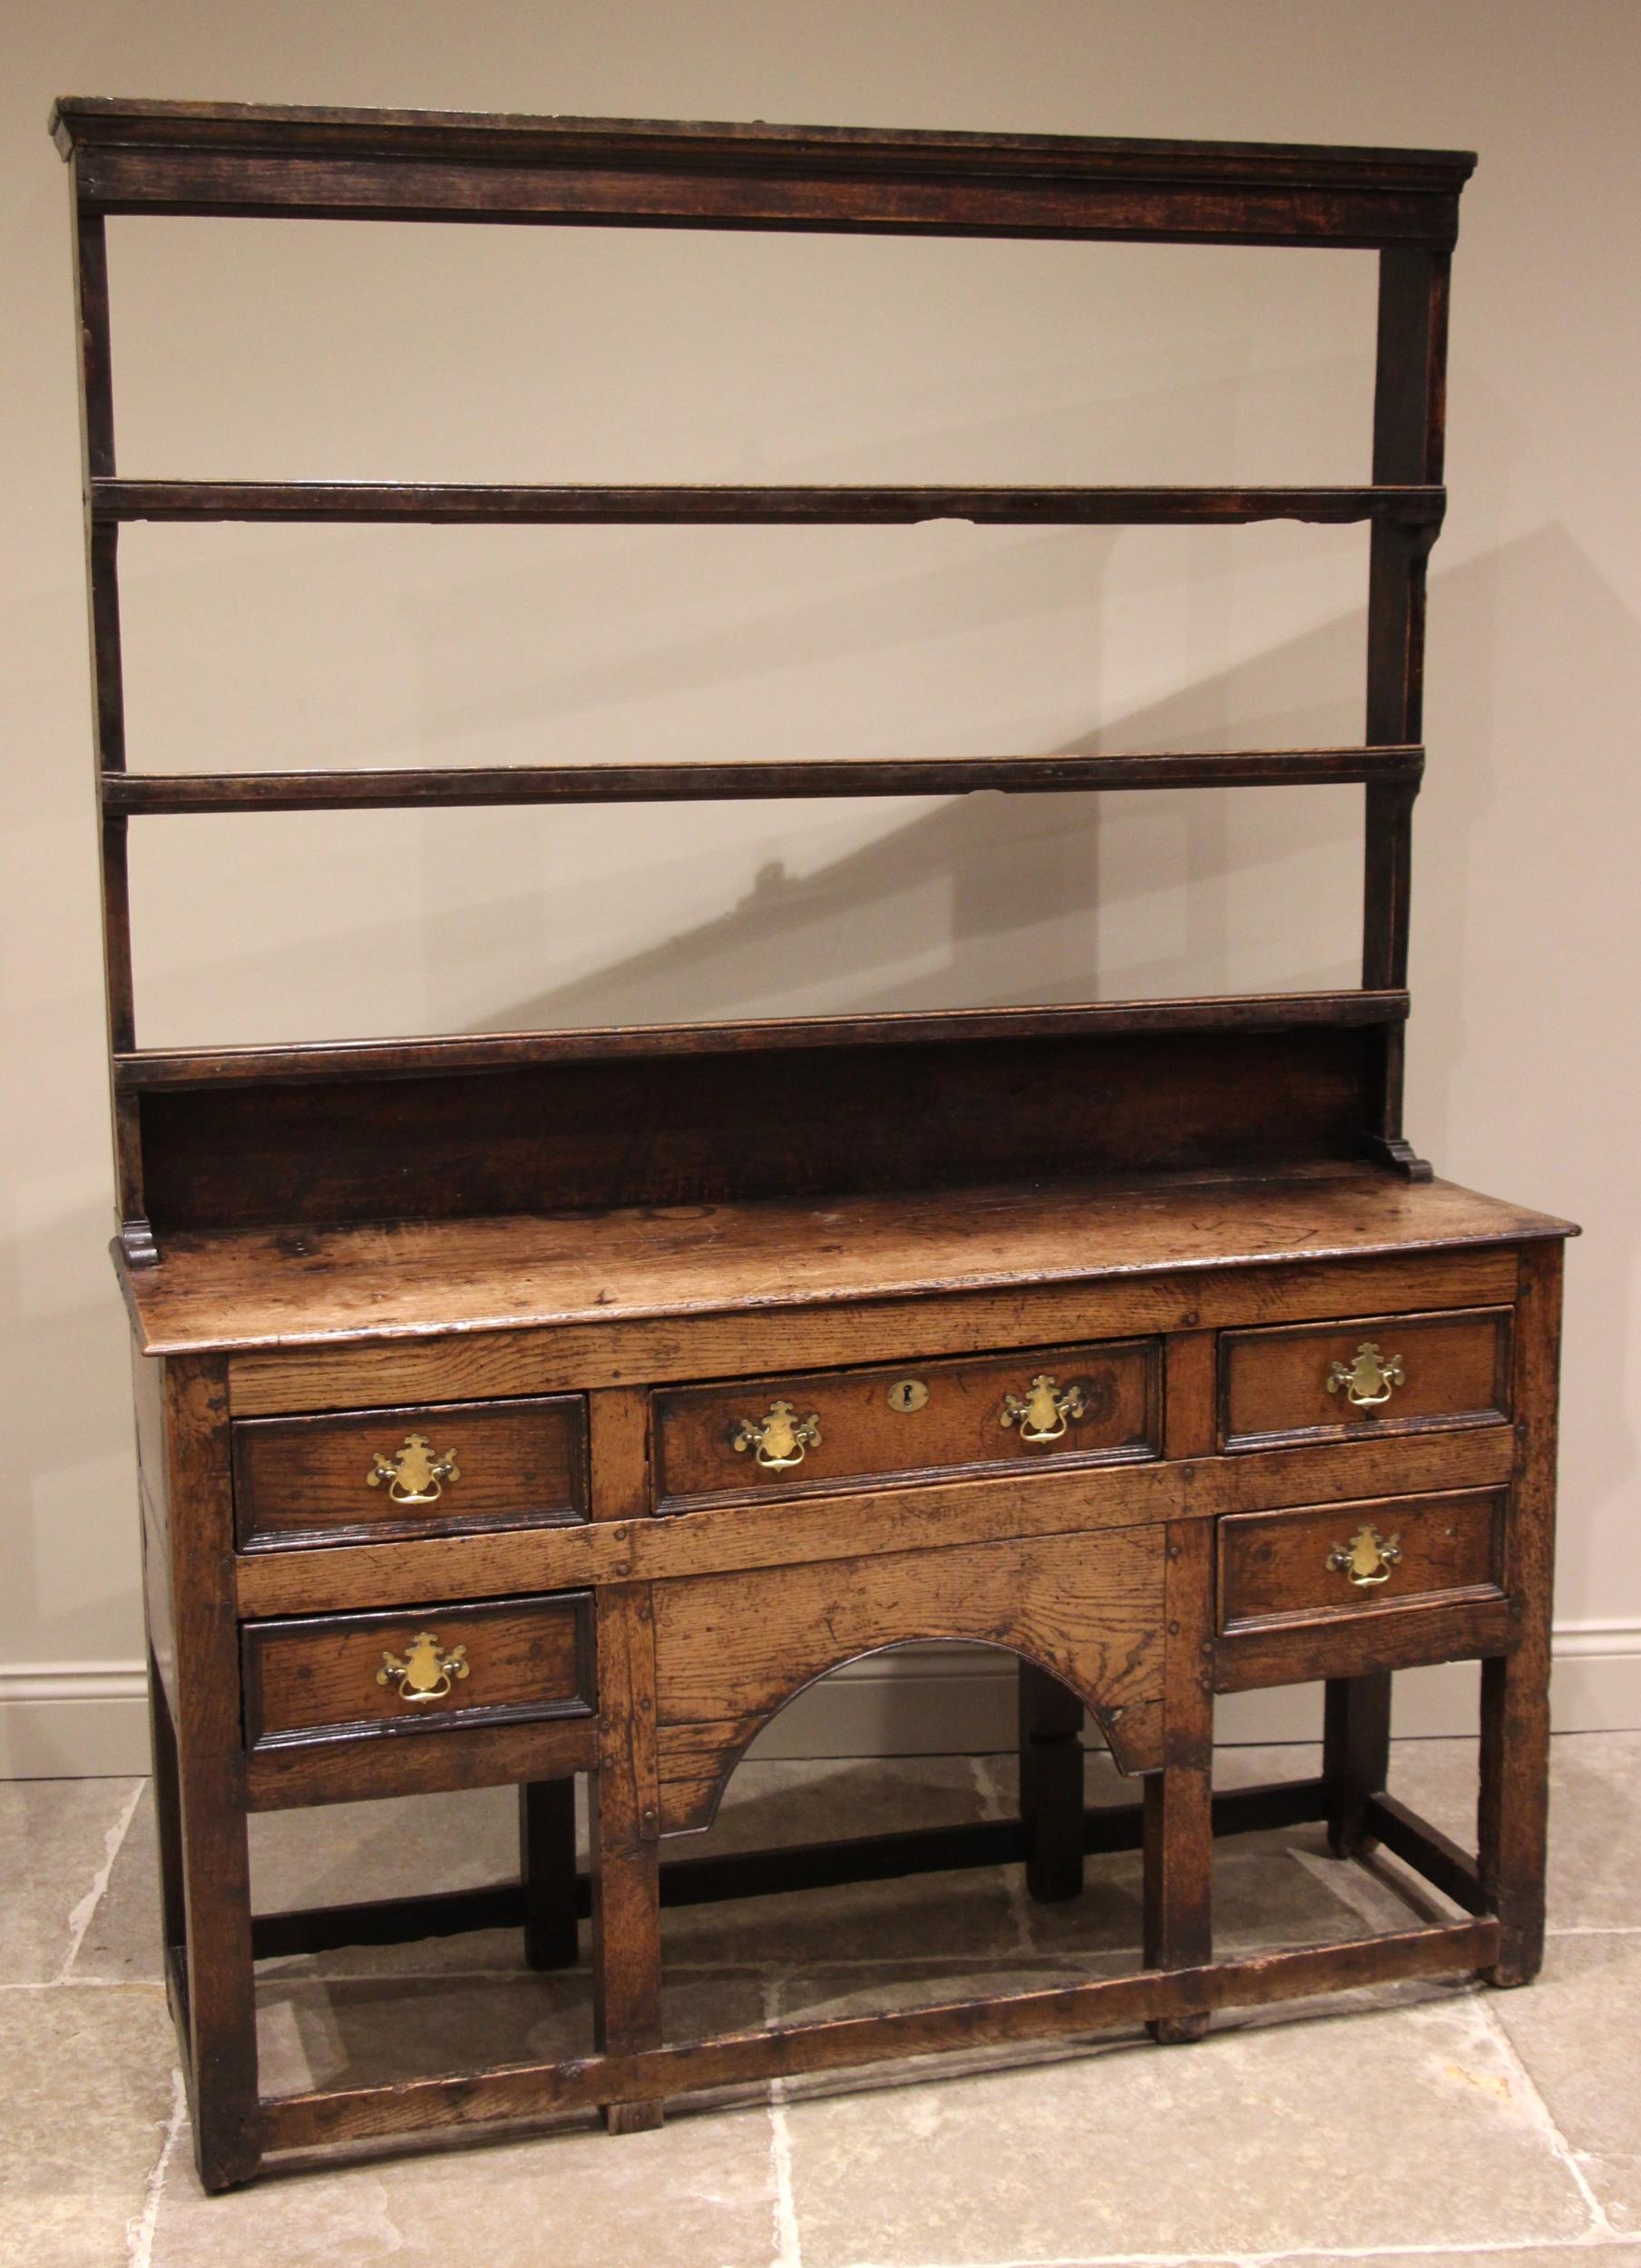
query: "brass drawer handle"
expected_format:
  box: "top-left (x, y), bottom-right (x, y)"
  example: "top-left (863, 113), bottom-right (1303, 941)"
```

top-left (1326, 1524), bottom-right (1402, 1588)
top-left (1000, 1373), bottom-right (1087, 1445)
top-left (1326, 1342), bottom-right (1404, 1408)
top-left (376, 1631), bottom-right (470, 1703)
top-left (732, 1399), bottom-right (822, 1471)
top-left (367, 1432), bottom-right (461, 1504)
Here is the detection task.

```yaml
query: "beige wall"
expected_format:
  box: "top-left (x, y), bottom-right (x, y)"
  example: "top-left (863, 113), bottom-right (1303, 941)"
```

top-left (5, 0), bottom-right (1637, 1769)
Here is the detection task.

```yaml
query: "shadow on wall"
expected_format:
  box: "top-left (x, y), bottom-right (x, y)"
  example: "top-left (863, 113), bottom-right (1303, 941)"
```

top-left (460, 549), bottom-right (1374, 1033)
top-left (6, 526), bottom-right (1637, 1676)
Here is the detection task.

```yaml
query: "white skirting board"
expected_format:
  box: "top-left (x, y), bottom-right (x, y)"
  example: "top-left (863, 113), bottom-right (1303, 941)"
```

top-left (3, 1625), bottom-right (1638, 1777)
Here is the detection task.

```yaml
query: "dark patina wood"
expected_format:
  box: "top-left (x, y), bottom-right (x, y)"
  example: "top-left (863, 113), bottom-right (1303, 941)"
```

top-left (105, 743), bottom-right (1421, 816)
top-left (231, 1393), bottom-right (589, 1549)
top-left (52, 96), bottom-right (1575, 2193)
top-left (50, 97), bottom-right (1475, 249)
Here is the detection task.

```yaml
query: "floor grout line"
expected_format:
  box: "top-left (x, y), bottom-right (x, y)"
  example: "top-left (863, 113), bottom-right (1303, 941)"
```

top-left (852, 2241), bottom-right (1641, 2267)
top-left (0, 1977), bottom-right (161, 1993)
top-left (764, 1976), bottom-right (804, 2268)
top-left (125, 2063), bottom-right (186, 2268)
top-left (1473, 1990), bottom-right (1619, 2240)
top-left (57, 1777), bottom-right (145, 1983)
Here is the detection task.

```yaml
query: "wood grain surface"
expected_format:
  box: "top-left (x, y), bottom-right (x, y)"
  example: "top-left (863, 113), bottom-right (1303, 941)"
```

top-left (232, 1393), bottom-right (587, 1549)
top-left (1218, 1486), bottom-right (1507, 1633)
top-left (122, 1168), bottom-right (1565, 1358)
top-left (53, 102), bottom-right (1474, 252)
top-left (652, 1337), bottom-right (1159, 1510)
top-left (651, 1524), bottom-right (1167, 1827)
top-left (241, 1590), bottom-right (592, 1748)
top-left (222, 1245), bottom-right (1520, 1415)
top-left (231, 1422), bottom-right (1518, 1621)
top-left (131, 1025), bottom-right (1384, 1241)
top-left (1220, 1305), bottom-right (1511, 1450)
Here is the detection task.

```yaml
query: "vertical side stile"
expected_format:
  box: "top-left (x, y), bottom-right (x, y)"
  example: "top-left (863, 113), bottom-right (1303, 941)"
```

top-left (1363, 247), bottom-right (1449, 1176)
top-left (161, 1354), bottom-right (260, 2190)
top-left (1479, 1240), bottom-right (1564, 1986)
top-left (1336, 246), bottom-right (1454, 1867)
top-left (70, 182), bottom-right (152, 1261)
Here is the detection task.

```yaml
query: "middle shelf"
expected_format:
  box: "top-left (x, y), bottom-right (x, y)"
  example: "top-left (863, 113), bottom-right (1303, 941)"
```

top-left (103, 744), bottom-right (1422, 813)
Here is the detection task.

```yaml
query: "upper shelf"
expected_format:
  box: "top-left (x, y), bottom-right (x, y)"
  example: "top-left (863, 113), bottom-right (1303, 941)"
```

top-left (51, 100), bottom-right (1476, 249)
top-left (92, 480), bottom-right (1446, 527)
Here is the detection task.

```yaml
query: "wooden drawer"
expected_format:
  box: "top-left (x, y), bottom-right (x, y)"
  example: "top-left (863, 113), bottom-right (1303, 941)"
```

top-left (1217, 1488), bottom-right (1506, 1636)
top-left (1218, 1306), bottom-right (1511, 1452)
top-left (232, 1394), bottom-right (587, 1550)
top-left (241, 1591), bottom-right (593, 1754)
top-left (652, 1339), bottom-right (1161, 1510)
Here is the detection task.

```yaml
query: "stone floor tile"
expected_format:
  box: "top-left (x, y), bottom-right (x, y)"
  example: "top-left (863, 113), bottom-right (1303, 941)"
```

top-left (783, 1985), bottom-right (1593, 2264)
top-left (72, 1778), bottom-right (164, 1983)
top-left (0, 1775), bottom-right (142, 1984)
top-left (1209, 1737), bottom-right (1325, 1790)
top-left (664, 1755), bottom-right (1021, 1966)
top-left (255, 1785), bottom-right (541, 1980)
top-left (1010, 1826), bottom-right (1423, 1960)
top-left (151, 2096), bottom-right (781, 2268)
top-left (1288, 2253), bottom-right (1641, 2268)
top-left (1488, 1931), bottom-right (1641, 2232)
top-left (694, 1754), bottom-right (991, 1853)
top-left (775, 1958), bottom-right (1121, 2106)
top-left (257, 1969), bottom-right (596, 2097)
top-left (250, 1784), bottom-right (524, 1911)
top-left (0, 1981), bottom-right (177, 2268)
top-left (1390, 1731), bottom-right (1641, 1931)
top-left (664, 1859), bottom-right (1021, 1970)
top-left (255, 1965), bottom-right (766, 2097)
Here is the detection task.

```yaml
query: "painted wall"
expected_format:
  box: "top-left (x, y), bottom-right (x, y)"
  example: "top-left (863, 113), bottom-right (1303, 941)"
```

top-left (4, 0), bottom-right (1636, 1769)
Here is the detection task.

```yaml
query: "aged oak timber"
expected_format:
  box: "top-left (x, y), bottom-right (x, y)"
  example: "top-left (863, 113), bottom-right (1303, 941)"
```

top-left (53, 96), bottom-right (1572, 2190)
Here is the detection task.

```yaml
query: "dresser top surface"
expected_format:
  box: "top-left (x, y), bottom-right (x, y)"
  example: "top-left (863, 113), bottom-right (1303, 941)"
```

top-left (119, 1166), bottom-right (1574, 1358)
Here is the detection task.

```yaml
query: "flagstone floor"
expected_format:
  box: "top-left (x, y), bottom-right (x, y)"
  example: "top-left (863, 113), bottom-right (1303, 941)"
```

top-left (5, 1733), bottom-right (1639, 2268)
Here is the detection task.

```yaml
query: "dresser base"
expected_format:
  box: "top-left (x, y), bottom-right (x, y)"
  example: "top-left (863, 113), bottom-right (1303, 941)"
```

top-left (124, 1173), bottom-right (1568, 2191)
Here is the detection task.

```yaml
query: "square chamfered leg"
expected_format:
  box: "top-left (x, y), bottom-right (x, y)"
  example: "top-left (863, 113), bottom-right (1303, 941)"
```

top-left (591, 1583), bottom-right (664, 2133)
top-left (145, 1660), bottom-right (188, 2001)
top-left (1145, 1517), bottom-right (1214, 2043)
top-left (1480, 1241), bottom-right (1563, 1988)
top-left (1324, 1671), bottom-right (1393, 1857)
top-left (1018, 1660), bottom-right (1084, 1902)
top-left (519, 1778), bottom-right (580, 1971)
top-left (158, 1354), bottom-right (261, 2192)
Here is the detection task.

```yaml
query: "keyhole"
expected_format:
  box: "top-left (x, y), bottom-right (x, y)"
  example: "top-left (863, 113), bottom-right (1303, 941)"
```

top-left (887, 1379), bottom-right (929, 1413)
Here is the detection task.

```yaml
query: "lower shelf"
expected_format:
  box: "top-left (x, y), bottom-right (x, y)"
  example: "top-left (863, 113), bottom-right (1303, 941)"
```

top-left (245, 1774), bottom-right (1495, 2165)
top-left (259, 1914), bottom-right (1501, 2157)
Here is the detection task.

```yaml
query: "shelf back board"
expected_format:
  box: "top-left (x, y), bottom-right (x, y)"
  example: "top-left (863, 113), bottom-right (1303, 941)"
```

top-left (132, 1013), bottom-right (1392, 1238)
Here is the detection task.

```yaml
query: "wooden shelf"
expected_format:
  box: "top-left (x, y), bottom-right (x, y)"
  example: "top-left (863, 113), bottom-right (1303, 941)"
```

top-left (57, 99), bottom-right (1459, 1262)
top-left (112, 989), bottom-right (1410, 1091)
top-left (104, 747), bottom-right (1424, 815)
top-left (93, 479), bottom-right (1444, 527)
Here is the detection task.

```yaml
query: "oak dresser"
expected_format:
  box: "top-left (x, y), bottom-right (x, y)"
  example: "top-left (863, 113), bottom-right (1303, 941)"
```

top-left (52, 96), bottom-right (1575, 2190)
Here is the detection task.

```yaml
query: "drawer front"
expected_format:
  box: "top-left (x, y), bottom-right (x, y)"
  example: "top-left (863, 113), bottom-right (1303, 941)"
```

top-left (653, 1339), bottom-right (1161, 1510)
top-left (1219, 1306), bottom-right (1511, 1452)
top-left (1217, 1489), bottom-right (1506, 1636)
top-left (233, 1394), bottom-right (588, 1550)
top-left (242, 1591), bottom-right (593, 1752)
